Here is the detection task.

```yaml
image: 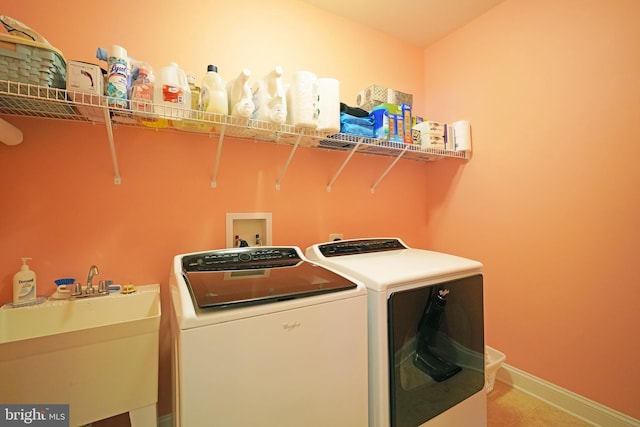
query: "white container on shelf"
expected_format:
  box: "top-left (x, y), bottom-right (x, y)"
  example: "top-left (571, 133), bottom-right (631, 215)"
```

top-left (286, 70), bottom-right (318, 129)
top-left (252, 66), bottom-right (287, 124)
top-left (316, 77), bottom-right (340, 133)
top-left (227, 68), bottom-right (255, 118)
top-left (153, 62), bottom-right (191, 121)
top-left (200, 64), bottom-right (228, 115)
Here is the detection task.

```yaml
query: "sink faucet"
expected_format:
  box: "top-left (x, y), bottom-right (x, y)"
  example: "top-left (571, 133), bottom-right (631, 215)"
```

top-left (86, 265), bottom-right (99, 294)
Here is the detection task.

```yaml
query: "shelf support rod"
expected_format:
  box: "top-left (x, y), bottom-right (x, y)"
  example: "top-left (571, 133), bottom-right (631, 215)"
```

top-left (276, 134), bottom-right (302, 190)
top-left (327, 138), bottom-right (363, 192)
top-left (211, 124), bottom-right (227, 188)
top-left (370, 147), bottom-right (408, 194)
top-left (103, 107), bottom-right (122, 184)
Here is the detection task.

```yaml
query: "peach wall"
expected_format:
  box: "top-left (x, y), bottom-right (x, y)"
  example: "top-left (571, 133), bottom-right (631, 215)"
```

top-left (422, 0), bottom-right (640, 419)
top-left (0, 0), bottom-right (428, 423)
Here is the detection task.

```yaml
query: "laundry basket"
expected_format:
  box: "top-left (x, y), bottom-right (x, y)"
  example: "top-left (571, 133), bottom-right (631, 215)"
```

top-left (485, 346), bottom-right (506, 393)
top-left (0, 33), bottom-right (66, 88)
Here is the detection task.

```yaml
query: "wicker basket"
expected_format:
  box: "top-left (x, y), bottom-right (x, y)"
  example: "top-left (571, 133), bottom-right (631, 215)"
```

top-left (0, 34), bottom-right (66, 88)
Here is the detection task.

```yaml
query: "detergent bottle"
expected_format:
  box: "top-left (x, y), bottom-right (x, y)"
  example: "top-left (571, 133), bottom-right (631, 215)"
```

top-left (226, 68), bottom-right (255, 118)
top-left (200, 65), bottom-right (228, 116)
top-left (252, 66), bottom-right (287, 124)
top-left (154, 62), bottom-right (191, 124)
top-left (173, 71), bottom-right (212, 133)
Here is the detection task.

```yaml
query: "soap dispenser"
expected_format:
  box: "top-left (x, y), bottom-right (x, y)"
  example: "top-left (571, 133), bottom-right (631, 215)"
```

top-left (13, 257), bottom-right (37, 304)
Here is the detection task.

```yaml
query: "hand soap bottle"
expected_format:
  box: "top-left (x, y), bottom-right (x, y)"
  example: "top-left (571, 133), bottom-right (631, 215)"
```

top-left (13, 257), bottom-right (36, 304)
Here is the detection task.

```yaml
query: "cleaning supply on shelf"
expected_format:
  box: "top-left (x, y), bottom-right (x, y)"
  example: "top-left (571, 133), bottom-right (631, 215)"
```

top-left (131, 63), bottom-right (168, 129)
top-left (287, 70), bottom-right (318, 128)
top-left (200, 64), bottom-right (228, 116)
top-left (106, 45), bottom-right (129, 108)
top-left (316, 77), bottom-right (340, 134)
top-left (252, 66), bottom-right (287, 124)
top-left (401, 103), bottom-right (412, 144)
top-left (187, 72), bottom-right (202, 114)
top-left (172, 71), bottom-right (212, 133)
top-left (369, 107), bottom-right (389, 140)
top-left (227, 68), bottom-right (255, 119)
top-left (13, 258), bottom-right (36, 304)
top-left (154, 62), bottom-right (191, 122)
top-left (130, 63), bottom-right (154, 113)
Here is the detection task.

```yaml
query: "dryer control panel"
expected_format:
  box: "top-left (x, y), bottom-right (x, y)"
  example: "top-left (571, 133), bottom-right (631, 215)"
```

top-left (317, 238), bottom-right (408, 257)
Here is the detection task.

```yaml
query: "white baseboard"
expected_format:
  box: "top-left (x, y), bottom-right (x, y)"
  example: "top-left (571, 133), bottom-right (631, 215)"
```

top-left (496, 363), bottom-right (640, 427)
top-left (158, 365), bottom-right (640, 427)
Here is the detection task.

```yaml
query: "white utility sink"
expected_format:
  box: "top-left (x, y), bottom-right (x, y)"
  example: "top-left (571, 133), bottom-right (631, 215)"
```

top-left (0, 284), bottom-right (161, 427)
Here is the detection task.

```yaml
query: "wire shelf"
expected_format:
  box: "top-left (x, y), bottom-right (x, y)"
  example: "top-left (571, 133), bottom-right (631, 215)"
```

top-left (0, 79), bottom-right (468, 161)
top-left (1, 79), bottom-right (469, 188)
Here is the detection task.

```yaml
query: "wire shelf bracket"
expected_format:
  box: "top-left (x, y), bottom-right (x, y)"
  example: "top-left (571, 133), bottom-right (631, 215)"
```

top-left (370, 146), bottom-right (408, 194)
top-left (276, 133), bottom-right (302, 190)
top-left (211, 124), bottom-right (227, 188)
top-left (327, 137), bottom-right (363, 192)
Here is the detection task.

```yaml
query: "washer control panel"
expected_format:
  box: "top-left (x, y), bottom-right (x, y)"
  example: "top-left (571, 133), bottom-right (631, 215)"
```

top-left (182, 247), bottom-right (301, 271)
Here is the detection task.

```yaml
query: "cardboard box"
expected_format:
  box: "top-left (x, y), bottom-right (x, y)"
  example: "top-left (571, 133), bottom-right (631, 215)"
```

top-left (356, 85), bottom-right (413, 111)
top-left (413, 129), bottom-right (446, 150)
top-left (66, 60), bottom-right (105, 122)
top-left (67, 60), bottom-right (103, 95)
top-left (401, 104), bottom-right (412, 144)
top-left (413, 120), bottom-right (445, 136)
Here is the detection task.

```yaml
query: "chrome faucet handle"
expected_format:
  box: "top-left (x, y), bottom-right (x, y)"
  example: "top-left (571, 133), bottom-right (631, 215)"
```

top-left (71, 282), bottom-right (83, 296)
top-left (98, 280), bottom-right (110, 294)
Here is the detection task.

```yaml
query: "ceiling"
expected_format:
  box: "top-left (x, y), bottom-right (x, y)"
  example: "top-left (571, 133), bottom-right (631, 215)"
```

top-left (299, 0), bottom-right (507, 48)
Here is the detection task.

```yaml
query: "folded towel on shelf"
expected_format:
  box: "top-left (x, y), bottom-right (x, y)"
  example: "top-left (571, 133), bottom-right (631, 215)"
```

top-left (340, 112), bottom-right (375, 137)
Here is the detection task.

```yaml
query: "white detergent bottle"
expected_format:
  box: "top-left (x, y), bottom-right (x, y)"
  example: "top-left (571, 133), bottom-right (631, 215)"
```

top-left (252, 66), bottom-right (287, 124)
top-left (227, 68), bottom-right (255, 118)
top-left (200, 65), bottom-right (228, 116)
top-left (154, 62), bottom-right (191, 122)
top-left (13, 257), bottom-right (36, 304)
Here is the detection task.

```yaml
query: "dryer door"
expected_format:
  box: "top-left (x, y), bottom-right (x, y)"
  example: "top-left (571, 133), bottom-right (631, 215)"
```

top-left (387, 274), bottom-right (485, 427)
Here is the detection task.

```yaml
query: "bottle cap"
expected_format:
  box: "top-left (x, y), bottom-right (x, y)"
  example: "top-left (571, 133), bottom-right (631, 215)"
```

top-left (207, 64), bottom-right (218, 73)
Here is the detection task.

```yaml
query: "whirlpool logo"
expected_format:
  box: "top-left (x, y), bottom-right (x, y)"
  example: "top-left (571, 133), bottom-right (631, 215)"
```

top-left (0, 405), bottom-right (68, 426)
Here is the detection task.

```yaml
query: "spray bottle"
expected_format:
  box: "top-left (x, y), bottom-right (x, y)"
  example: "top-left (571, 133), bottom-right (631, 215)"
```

top-left (226, 68), bottom-right (255, 118)
top-left (105, 45), bottom-right (129, 108)
top-left (252, 66), bottom-right (287, 124)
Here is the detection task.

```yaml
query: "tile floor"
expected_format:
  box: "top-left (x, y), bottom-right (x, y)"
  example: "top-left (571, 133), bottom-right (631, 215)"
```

top-left (487, 380), bottom-right (593, 426)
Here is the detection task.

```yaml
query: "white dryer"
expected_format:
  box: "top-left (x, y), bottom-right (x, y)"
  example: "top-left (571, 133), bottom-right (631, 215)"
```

top-left (170, 246), bottom-right (369, 427)
top-left (306, 238), bottom-right (486, 427)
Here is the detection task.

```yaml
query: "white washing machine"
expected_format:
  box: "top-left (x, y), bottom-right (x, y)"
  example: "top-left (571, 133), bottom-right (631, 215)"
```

top-left (306, 238), bottom-right (486, 427)
top-left (169, 246), bottom-right (368, 427)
